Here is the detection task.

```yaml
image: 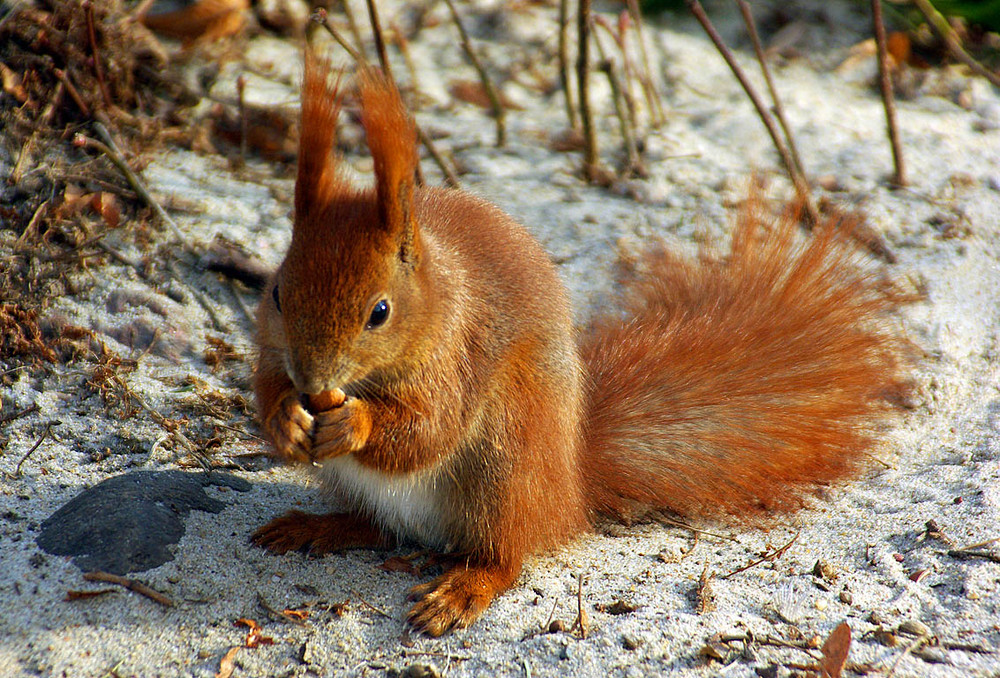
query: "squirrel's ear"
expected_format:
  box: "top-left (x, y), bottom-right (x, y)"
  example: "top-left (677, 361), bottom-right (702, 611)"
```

top-left (358, 68), bottom-right (420, 264)
top-left (295, 50), bottom-right (343, 227)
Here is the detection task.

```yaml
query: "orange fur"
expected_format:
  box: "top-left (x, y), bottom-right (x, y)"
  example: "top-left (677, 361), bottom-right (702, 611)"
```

top-left (294, 51), bottom-right (343, 229)
top-left (252, 52), bottom-right (914, 636)
top-left (580, 197), bottom-right (913, 520)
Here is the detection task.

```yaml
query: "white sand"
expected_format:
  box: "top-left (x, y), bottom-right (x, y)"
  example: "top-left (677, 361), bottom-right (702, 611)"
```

top-left (1, 1), bottom-right (999, 676)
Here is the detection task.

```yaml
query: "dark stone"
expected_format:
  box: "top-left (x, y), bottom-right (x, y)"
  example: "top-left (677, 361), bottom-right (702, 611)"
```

top-left (37, 471), bottom-right (251, 575)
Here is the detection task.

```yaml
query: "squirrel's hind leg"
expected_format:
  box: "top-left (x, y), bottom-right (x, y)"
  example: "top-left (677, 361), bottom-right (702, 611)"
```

top-left (406, 559), bottom-right (520, 636)
top-left (251, 510), bottom-right (391, 555)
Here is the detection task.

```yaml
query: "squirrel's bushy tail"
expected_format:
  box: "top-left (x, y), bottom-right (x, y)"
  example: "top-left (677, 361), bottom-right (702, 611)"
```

top-left (580, 196), bottom-right (915, 520)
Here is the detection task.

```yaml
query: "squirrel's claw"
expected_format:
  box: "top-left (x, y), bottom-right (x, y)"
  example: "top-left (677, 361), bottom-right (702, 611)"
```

top-left (406, 562), bottom-right (516, 636)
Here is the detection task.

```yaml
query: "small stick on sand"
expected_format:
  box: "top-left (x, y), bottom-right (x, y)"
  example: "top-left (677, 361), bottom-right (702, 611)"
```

top-left (871, 0), bottom-right (907, 187)
top-left (83, 571), bottom-right (175, 607)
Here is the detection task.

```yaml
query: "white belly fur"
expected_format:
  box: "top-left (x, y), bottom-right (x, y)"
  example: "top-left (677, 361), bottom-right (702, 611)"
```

top-left (315, 455), bottom-right (449, 549)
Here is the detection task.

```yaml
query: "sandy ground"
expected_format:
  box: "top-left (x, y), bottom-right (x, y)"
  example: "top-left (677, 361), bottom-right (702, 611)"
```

top-left (2, 1), bottom-right (999, 676)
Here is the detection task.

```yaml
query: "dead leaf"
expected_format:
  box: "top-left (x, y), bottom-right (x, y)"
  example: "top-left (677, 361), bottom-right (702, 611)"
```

top-left (142, 0), bottom-right (249, 43)
top-left (281, 608), bottom-right (309, 622)
top-left (0, 62), bottom-right (27, 103)
top-left (819, 622), bottom-right (851, 678)
top-left (548, 128), bottom-right (585, 152)
top-left (449, 80), bottom-right (523, 111)
top-left (215, 646), bottom-right (240, 678)
top-left (887, 31), bottom-right (911, 68)
top-left (379, 555), bottom-right (419, 575)
top-left (90, 192), bottom-right (121, 229)
top-left (234, 618), bottom-right (274, 648)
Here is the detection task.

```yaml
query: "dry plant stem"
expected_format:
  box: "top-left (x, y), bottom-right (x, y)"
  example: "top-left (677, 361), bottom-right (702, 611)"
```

top-left (52, 68), bottom-right (90, 117)
top-left (236, 75), bottom-right (248, 165)
top-left (337, 0), bottom-right (366, 58)
top-left (83, 571), bottom-right (174, 607)
top-left (655, 515), bottom-right (732, 541)
top-left (736, 0), bottom-right (806, 180)
top-left (351, 590), bottom-right (395, 620)
top-left (391, 20), bottom-right (420, 95)
top-left (227, 281), bottom-right (256, 323)
top-left (721, 531), bottom-right (800, 579)
top-left (686, 0), bottom-right (817, 223)
top-left (80, 126), bottom-right (227, 331)
top-left (959, 537), bottom-right (1000, 550)
top-left (593, 18), bottom-right (639, 135)
top-left (316, 9), bottom-right (364, 63)
top-left (256, 593), bottom-right (308, 626)
top-left (886, 635), bottom-right (930, 678)
top-left (871, 0), bottom-right (906, 187)
top-left (0, 403), bottom-right (39, 426)
top-left (696, 567), bottom-right (714, 614)
top-left (946, 548), bottom-right (1000, 564)
top-left (717, 633), bottom-right (823, 659)
top-left (442, 0), bottom-right (506, 147)
top-left (598, 57), bottom-right (642, 175)
top-left (417, 125), bottom-right (460, 187)
top-left (315, 10), bottom-right (452, 186)
top-left (364, 0), bottom-right (393, 80)
top-left (165, 259), bottom-right (228, 333)
top-left (577, 0), bottom-right (599, 180)
top-left (625, 0), bottom-right (664, 126)
top-left (569, 573), bottom-right (589, 638)
top-left (40, 81), bottom-right (66, 126)
top-left (559, 0), bottom-right (579, 130)
top-left (402, 650), bottom-right (471, 662)
top-left (85, 123), bottom-right (186, 246)
top-left (9, 420), bottom-right (57, 479)
top-left (911, 0), bottom-right (1000, 89)
top-left (11, 133), bottom-right (37, 187)
top-left (83, 0), bottom-right (112, 111)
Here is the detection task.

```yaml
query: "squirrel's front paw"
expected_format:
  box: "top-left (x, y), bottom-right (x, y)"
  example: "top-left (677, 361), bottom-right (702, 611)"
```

top-left (262, 392), bottom-right (315, 464)
top-left (312, 397), bottom-right (372, 460)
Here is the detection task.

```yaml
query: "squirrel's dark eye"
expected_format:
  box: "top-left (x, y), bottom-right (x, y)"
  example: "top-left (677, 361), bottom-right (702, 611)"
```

top-left (272, 285), bottom-right (281, 313)
top-left (366, 299), bottom-right (389, 329)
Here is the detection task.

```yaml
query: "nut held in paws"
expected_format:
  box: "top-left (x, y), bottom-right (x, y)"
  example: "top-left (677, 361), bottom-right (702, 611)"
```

top-left (307, 389), bottom-right (346, 412)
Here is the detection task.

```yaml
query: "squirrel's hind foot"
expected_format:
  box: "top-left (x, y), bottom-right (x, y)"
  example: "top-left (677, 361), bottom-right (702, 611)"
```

top-left (251, 510), bottom-right (389, 555)
top-left (406, 560), bottom-right (519, 636)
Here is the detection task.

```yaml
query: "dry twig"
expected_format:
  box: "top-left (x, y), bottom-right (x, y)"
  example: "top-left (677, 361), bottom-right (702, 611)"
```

top-left (9, 420), bottom-right (58, 479)
top-left (83, 0), bottom-right (112, 111)
top-left (721, 531), bottom-right (800, 579)
top-left (335, 0), bottom-right (365, 57)
top-left (911, 0), bottom-right (1000, 89)
top-left (83, 571), bottom-right (175, 607)
top-left (686, 0), bottom-right (818, 223)
top-left (871, 0), bottom-right (906, 186)
top-left (315, 8), bottom-right (364, 63)
top-left (364, 0), bottom-right (392, 79)
top-left (568, 573), bottom-right (589, 638)
top-left (0, 403), bottom-right (39, 427)
top-left (577, 0), bottom-right (600, 181)
top-left (736, 0), bottom-right (806, 180)
top-left (559, 0), bottom-right (579, 130)
top-left (625, 0), bottom-right (664, 126)
top-left (443, 0), bottom-right (506, 147)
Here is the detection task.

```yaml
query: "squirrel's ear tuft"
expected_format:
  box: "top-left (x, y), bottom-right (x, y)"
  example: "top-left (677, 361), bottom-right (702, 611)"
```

top-left (295, 50), bottom-right (343, 227)
top-left (358, 68), bottom-right (420, 264)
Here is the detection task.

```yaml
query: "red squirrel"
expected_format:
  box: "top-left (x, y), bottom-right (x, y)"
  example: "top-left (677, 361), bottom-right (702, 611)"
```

top-left (251, 52), bottom-right (913, 636)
